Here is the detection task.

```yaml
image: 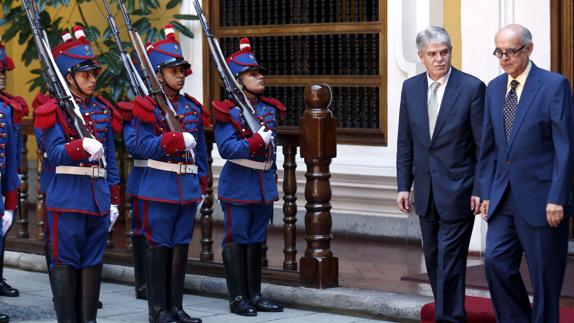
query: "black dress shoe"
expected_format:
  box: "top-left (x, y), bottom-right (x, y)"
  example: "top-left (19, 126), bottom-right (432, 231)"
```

top-left (0, 313), bottom-right (8, 323)
top-left (229, 297), bottom-right (257, 316)
top-left (172, 308), bottom-right (202, 323)
top-left (154, 309), bottom-right (178, 323)
top-left (0, 279), bottom-right (18, 297)
top-left (251, 296), bottom-right (283, 312)
top-left (136, 285), bottom-right (147, 300)
top-left (97, 300), bottom-right (103, 309)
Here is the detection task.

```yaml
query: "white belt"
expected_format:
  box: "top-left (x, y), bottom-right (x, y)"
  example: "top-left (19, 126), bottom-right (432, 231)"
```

top-left (229, 159), bottom-right (272, 171)
top-left (55, 166), bottom-right (107, 178)
top-left (147, 159), bottom-right (198, 174)
top-left (133, 159), bottom-right (148, 168)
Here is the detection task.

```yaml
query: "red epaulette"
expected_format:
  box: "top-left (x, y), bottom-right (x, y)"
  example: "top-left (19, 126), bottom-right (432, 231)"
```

top-left (211, 100), bottom-right (235, 123)
top-left (184, 93), bottom-right (211, 127)
top-left (11, 96), bottom-right (29, 117)
top-left (32, 92), bottom-right (51, 110)
top-left (33, 99), bottom-right (59, 130)
top-left (260, 96), bottom-right (286, 120)
top-left (133, 96), bottom-right (156, 123)
top-left (96, 95), bottom-right (123, 135)
top-left (116, 101), bottom-right (134, 121)
top-left (0, 93), bottom-right (25, 124)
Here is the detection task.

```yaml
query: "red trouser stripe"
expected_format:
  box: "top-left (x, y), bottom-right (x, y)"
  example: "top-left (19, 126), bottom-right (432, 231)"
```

top-left (142, 200), bottom-right (153, 246)
top-left (225, 204), bottom-right (233, 244)
top-left (51, 212), bottom-right (60, 265)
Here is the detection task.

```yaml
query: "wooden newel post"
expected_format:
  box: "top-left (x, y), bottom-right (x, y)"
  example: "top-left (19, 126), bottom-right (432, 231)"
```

top-left (299, 84), bottom-right (338, 289)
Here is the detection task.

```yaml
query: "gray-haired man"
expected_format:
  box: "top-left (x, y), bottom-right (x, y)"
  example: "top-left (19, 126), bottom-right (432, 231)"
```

top-left (396, 26), bottom-right (485, 322)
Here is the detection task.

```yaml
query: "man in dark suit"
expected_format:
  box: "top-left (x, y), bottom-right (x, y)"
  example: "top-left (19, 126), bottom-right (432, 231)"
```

top-left (478, 24), bottom-right (573, 323)
top-left (396, 26), bottom-right (485, 323)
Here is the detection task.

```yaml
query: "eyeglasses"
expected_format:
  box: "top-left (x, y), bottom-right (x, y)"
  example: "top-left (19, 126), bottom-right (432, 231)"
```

top-left (492, 44), bottom-right (526, 58)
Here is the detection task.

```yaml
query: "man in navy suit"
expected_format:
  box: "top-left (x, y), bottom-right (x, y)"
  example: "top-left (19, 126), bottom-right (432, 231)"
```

top-left (397, 26), bottom-right (485, 323)
top-left (479, 24), bottom-right (573, 323)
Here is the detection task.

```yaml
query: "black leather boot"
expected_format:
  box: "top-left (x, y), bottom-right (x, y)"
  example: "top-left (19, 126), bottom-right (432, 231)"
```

top-left (0, 313), bottom-right (8, 323)
top-left (222, 244), bottom-right (256, 316)
top-left (169, 244), bottom-right (201, 323)
top-left (146, 246), bottom-right (178, 323)
top-left (77, 263), bottom-right (103, 323)
top-left (0, 237), bottom-right (18, 297)
top-left (52, 265), bottom-right (78, 323)
top-left (133, 234), bottom-right (148, 300)
top-left (44, 241), bottom-right (56, 306)
top-left (246, 243), bottom-right (283, 312)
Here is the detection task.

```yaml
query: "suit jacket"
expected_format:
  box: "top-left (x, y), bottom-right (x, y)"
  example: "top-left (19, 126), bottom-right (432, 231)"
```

top-left (478, 62), bottom-right (574, 227)
top-left (397, 68), bottom-right (486, 220)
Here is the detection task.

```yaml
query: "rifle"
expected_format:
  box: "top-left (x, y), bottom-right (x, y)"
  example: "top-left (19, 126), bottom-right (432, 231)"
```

top-left (101, 0), bottom-right (148, 99)
top-left (116, 0), bottom-right (182, 132)
top-left (193, 0), bottom-right (262, 134)
top-left (22, 0), bottom-right (106, 167)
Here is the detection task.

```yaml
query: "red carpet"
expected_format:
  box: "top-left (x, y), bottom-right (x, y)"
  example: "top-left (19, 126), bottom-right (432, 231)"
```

top-left (420, 296), bottom-right (574, 323)
top-left (402, 257), bottom-right (574, 299)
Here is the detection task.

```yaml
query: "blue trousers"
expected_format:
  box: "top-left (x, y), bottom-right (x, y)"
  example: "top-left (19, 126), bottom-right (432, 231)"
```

top-left (485, 187), bottom-right (570, 323)
top-left (220, 202), bottom-right (272, 246)
top-left (48, 211), bottom-right (109, 269)
top-left (142, 200), bottom-right (197, 248)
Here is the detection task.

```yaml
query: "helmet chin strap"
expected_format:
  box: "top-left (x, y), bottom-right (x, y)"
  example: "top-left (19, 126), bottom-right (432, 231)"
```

top-left (160, 69), bottom-right (179, 97)
top-left (70, 74), bottom-right (90, 99)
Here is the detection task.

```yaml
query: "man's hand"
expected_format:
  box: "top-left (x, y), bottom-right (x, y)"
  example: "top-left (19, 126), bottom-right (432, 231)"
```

top-left (109, 205), bottom-right (119, 232)
top-left (82, 138), bottom-right (104, 161)
top-left (257, 127), bottom-right (273, 146)
top-left (183, 132), bottom-right (197, 150)
top-left (397, 191), bottom-right (411, 213)
top-left (470, 196), bottom-right (481, 215)
top-left (2, 210), bottom-right (13, 236)
top-left (546, 203), bottom-right (564, 227)
top-left (480, 200), bottom-right (489, 220)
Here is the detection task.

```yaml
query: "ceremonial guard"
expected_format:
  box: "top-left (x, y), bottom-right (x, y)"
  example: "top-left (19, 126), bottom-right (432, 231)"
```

top-left (212, 38), bottom-right (284, 316)
top-left (0, 36), bottom-right (23, 323)
top-left (116, 98), bottom-right (148, 300)
top-left (33, 26), bottom-right (121, 322)
top-left (0, 36), bottom-right (28, 300)
top-left (133, 24), bottom-right (208, 323)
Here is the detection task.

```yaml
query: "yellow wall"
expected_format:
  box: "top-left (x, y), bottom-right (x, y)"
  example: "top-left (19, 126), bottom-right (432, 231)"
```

top-left (0, 2), bottom-right (179, 159)
top-left (443, 0), bottom-right (462, 69)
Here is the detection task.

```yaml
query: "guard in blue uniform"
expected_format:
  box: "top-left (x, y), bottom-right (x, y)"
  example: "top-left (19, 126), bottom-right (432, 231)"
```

top-left (212, 38), bottom-right (284, 316)
top-left (116, 99), bottom-right (148, 300)
top-left (0, 36), bottom-right (28, 301)
top-left (133, 24), bottom-right (208, 323)
top-left (33, 26), bottom-right (121, 322)
top-left (0, 35), bottom-right (22, 323)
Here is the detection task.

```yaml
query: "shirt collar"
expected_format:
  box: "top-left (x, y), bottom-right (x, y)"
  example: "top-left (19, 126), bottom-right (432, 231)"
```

top-left (507, 60), bottom-right (532, 89)
top-left (426, 67), bottom-right (452, 90)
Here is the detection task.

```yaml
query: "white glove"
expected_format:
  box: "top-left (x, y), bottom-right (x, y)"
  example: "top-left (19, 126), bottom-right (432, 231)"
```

top-left (109, 205), bottom-right (119, 232)
top-left (82, 138), bottom-right (105, 161)
top-left (182, 132), bottom-right (197, 150)
top-left (257, 127), bottom-right (273, 146)
top-left (2, 210), bottom-right (13, 236)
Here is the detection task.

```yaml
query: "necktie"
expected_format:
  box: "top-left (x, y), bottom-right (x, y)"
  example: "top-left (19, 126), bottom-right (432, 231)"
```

top-left (428, 81), bottom-right (440, 137)
top-left (503, 80), bottom-right (520, 143)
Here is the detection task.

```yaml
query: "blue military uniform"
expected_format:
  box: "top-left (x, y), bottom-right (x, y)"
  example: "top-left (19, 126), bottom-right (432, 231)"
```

top-left (33, 26), bottom-right (121, 322)
top-left (213, 38), bottom-right (284, 316)
top-left (133, 24), bottom-right (206, 323)
top-left (0, 38), bottom-right (28, 301)
top-left (0, 37), bottom-right (21, 323)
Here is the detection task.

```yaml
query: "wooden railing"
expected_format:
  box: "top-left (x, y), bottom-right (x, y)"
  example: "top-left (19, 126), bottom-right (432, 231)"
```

top-left (8, 84), bottom-right (339, 288)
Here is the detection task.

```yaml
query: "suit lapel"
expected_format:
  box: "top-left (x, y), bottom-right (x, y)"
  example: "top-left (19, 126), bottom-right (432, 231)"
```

top-left (430, 69), bottom-right (461, 145)
top-left (415, 75), bottom-right (431, 147)
top-left (507, 64), bottom-right (542, 152)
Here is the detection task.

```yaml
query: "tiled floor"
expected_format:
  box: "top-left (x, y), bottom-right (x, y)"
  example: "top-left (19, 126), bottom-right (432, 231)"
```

top-left (0, 268), bottom-right (393, 323)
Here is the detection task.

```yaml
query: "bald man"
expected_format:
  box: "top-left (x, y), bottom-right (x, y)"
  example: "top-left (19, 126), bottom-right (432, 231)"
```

top-left (478, 24), bottom-right (574, 323)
